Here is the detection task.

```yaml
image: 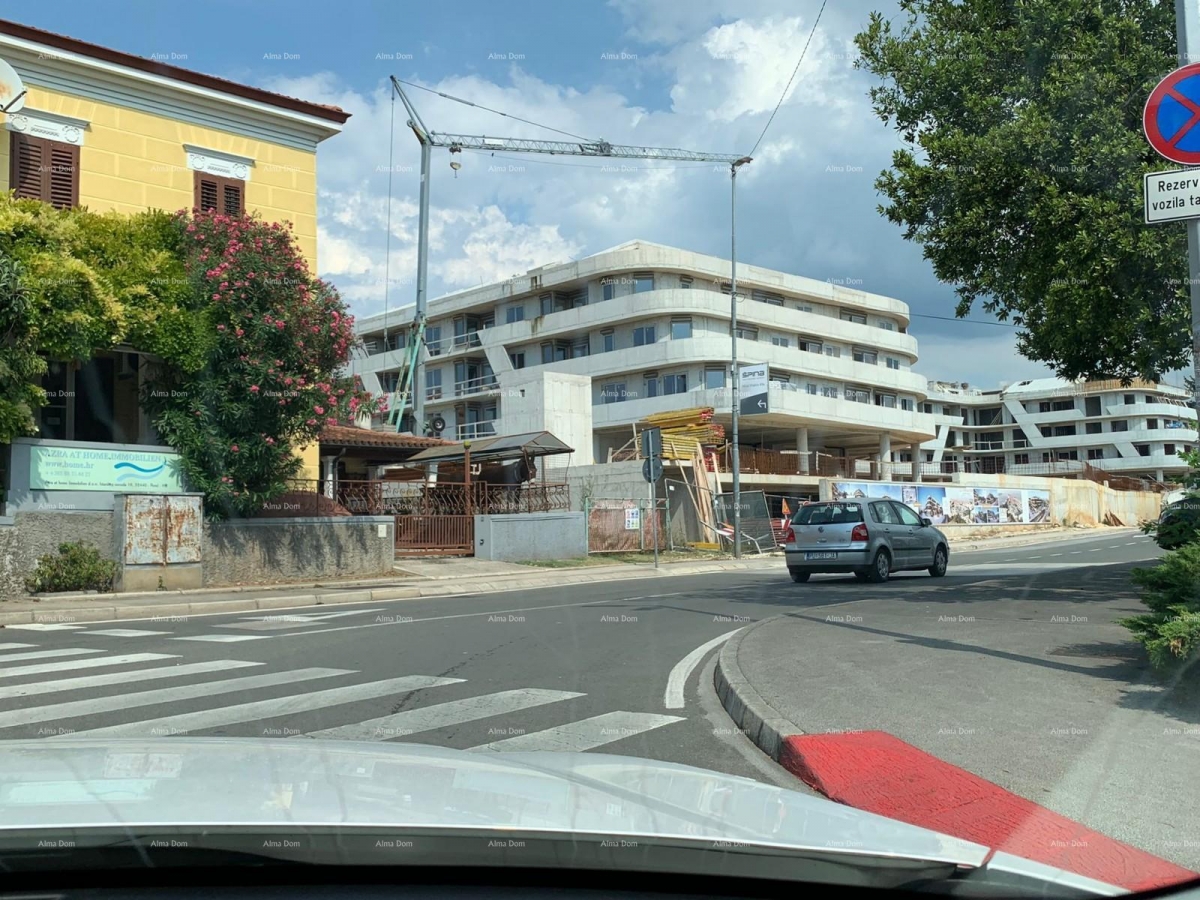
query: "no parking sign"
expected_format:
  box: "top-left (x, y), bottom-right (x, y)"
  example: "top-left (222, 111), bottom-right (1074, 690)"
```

top-left (1143, 63), bottom-right (1200, 222)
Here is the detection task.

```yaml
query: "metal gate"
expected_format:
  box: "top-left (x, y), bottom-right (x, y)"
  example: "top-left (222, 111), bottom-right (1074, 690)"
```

top-left (394, 515), bottom-right (474, 555)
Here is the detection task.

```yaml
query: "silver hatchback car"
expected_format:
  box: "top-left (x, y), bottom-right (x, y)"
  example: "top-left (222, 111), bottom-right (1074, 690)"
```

top-left (783, 499), bottom-right (950, 583)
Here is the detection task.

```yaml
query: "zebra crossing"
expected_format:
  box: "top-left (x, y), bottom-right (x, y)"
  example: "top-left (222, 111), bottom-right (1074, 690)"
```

top-left (0, 640), bottom-right (685, 751)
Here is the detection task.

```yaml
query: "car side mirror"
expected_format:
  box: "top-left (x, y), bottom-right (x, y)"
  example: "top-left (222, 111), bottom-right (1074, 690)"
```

top-left (920, 517), bottom-right (932, 527)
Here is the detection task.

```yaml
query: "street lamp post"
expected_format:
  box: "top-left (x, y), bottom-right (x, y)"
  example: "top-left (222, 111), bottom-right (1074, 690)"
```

top-left (730, 156), bottom-right (752, 559)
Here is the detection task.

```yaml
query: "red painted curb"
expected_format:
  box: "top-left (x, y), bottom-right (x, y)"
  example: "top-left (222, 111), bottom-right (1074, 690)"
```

top-left (780, 730), bottom-right (1196, 893)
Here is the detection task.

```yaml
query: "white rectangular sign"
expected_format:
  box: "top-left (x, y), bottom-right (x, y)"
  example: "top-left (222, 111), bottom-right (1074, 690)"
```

top-left (738, 362), bottom-right (770, 415)
top-left (624, 508), bottom-right (641, 531)
top-left (1144, 169), bottom-right (1200, 223)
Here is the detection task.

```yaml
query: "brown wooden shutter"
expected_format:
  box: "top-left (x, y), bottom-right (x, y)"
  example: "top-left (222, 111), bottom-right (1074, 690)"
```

top-left (193, 171), bottom-right (245, 215)
top-left (9, 133), bottom-right (44, 200)
top-left (9, 134), bottom-right (79, 209)
top-left (47, 142), bottom-right (79, 209)
top-left (221, 179), bottom-right (243, 215)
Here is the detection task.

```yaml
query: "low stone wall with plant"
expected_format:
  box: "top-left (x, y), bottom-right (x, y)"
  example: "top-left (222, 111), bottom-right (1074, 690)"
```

top-left (0, 511), bottom-right (115, 600)
top-left (203, 516), bottom-right (395, 587)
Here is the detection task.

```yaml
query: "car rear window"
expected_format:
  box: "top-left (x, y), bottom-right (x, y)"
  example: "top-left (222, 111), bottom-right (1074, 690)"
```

top-left (793, 503), bottom-right (863, 525)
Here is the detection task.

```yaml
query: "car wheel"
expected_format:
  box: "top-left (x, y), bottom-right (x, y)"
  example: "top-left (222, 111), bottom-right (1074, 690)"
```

top-left (866, 549), bottom-right (891, 583)
top-left (928, 545), bottom-right (948, 578)
top-left (789, 570), bottom-right (810, 583)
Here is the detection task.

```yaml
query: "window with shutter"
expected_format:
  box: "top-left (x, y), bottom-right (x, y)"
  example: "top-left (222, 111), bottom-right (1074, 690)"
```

top-left (9, 134), bottom-right (79, 209)
top-left (193, 171), bottom-right (245, 215)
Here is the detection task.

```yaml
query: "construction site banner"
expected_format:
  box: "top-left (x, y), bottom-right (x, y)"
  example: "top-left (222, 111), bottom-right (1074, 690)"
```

top-left (825, 481), bottom-right (1050, 526)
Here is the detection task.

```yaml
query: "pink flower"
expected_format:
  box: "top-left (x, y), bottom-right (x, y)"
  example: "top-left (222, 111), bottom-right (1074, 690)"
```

top-left (235, 328), bottom-right (244, 337)
top-left (231, 444), bottom-right (240, 453)
top-left (276, 321), bottom-right (285, 330)
top-left (249, 385), bottom-right (260, 393)
top-left (314, 406), bottom-right (325, 415)
top-left (306, 418), bottom-right (317, 426)
top-left (266, 437), bottom-right (275, 445)
top-left (217, 324), bottom-right (226, 332)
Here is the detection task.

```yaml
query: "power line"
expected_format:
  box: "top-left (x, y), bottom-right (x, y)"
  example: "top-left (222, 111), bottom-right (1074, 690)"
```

top-left (910, 311), bottom-right (1019, 328)
top-left (748, 0), bottom-right (829, 158)
top-left (393, 77), bottom-right (598, 142)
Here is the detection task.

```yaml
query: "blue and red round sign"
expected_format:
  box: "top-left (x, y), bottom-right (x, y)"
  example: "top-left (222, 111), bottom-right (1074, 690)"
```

top-left (1144, 63), bottom-right (1200, 164)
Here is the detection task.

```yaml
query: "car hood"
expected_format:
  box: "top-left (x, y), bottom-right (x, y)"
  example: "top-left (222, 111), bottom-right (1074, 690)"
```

top-left (0, 738), bottom-right (1121, 894)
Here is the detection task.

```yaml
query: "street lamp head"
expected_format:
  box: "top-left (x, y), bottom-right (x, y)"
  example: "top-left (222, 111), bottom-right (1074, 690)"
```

top-left (733, 156), bottom-right (753, 168)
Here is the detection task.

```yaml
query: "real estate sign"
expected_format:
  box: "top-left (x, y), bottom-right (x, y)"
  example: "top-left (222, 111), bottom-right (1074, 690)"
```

top-left (738, 362), bottom-right (769, 415)
top-left (826, 480), bottom-right (1051, 526)
top-left (29, 446), bottom-right (185, 493)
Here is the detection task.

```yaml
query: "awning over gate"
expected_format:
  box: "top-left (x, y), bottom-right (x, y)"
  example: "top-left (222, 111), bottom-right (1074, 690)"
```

top-left (400, 431), bottom-right (574, 467)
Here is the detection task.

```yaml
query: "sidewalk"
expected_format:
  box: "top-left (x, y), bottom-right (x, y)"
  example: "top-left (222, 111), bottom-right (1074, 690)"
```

top-left (713, 573), bottom-right (1198, 890)
top-left (0, 555), bottom-right (783, 627)
top-left (0, 526), bottom-right (1135, 628)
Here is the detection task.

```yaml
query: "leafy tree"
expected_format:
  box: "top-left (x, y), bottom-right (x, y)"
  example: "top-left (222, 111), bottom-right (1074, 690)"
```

top-left (855, 0), bottom-right (1188, 381)
top-left (139, 210), bottom-right (373, 519)
top-left (0, 254), bottom-right (46, 441)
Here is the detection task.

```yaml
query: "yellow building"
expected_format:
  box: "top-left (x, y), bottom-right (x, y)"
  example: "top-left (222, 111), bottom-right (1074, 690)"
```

top-left (0, 17), bottom-right (349, 481)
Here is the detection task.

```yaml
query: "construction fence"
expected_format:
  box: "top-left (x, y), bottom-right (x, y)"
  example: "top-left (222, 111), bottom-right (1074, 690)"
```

top-left (584, 498), bottom-right (667, 553)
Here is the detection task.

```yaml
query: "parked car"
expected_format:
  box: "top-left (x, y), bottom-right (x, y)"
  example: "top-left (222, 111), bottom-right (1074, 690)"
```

top-left (1152, 494), bottom-right (1200, 550)
top-left (782, 499), bottom-right (950, 583)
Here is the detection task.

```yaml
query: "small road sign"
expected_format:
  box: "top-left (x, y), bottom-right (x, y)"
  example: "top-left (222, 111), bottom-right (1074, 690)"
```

top-left (1145, 168), bottom-right (1200, 223)
top-left (1144, 63), bottom-right (1200, 165)
top-left (641, 426), bottom-right (662, 460)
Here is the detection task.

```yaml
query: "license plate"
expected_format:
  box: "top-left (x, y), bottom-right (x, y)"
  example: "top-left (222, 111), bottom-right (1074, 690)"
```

top-left (805, 552), bottom-right (837, 561)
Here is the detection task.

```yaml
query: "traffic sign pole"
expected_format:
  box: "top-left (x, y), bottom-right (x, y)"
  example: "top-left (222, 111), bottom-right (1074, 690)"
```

top-left (1178, 0), bottom-right (1200, 415)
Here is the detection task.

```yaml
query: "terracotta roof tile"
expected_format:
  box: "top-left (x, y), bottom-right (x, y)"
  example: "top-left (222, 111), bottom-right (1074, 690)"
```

top-left (319, 424), bottom-right (455, 450)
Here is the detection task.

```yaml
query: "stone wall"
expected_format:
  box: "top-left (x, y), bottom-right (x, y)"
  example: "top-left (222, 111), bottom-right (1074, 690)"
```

top-left (0, 511), bottom-right (115, 600)
top-left (203, 516), bottom-right (395, 587)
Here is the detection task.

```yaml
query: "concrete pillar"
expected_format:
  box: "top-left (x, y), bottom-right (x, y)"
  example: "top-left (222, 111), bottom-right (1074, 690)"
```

top-left (912, 445), bottom-right (923, 483)
top-left (879, 433), bottom-right (892, 481)
top-left (796, 426), bottom-right (809, 474)
top-left (1156, 469), bottom-right (1165, 482)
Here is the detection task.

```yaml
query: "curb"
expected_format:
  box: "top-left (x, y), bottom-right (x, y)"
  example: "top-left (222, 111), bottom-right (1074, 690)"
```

top-left (713, 618), bottom-right (803, 762)
top-left (0, 558), bottom-right (783, 627)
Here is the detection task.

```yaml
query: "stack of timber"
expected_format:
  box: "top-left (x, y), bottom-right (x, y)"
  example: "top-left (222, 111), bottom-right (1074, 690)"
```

top-left (641, 407), bottom-right (726, 460)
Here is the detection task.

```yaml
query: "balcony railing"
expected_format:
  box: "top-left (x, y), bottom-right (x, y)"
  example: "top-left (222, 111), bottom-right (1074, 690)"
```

top-left (454, 374), bottom-right (499, 398)
top-left (456, 421), bottom-right (497, 440)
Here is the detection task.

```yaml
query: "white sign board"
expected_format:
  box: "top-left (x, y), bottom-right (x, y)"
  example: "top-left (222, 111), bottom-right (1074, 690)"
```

top-left (1144, 169), bottom-right (1200, 223)
top-left (738, 362), bottom-right (770, 415)
top-left (624, 508), bottom-right (641, 531)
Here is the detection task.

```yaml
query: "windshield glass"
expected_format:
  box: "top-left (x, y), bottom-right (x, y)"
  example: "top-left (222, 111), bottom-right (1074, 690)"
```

top-left (1, 2), bottom-right (1199, 896)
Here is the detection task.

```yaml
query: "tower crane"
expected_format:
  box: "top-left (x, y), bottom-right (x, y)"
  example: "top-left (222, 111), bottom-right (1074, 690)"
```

top-left (383, 75), bottom-right (748, 435)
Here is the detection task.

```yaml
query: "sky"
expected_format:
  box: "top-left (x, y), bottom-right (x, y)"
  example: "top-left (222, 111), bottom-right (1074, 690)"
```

top-left (14, 0), bottom-right (1065, 387)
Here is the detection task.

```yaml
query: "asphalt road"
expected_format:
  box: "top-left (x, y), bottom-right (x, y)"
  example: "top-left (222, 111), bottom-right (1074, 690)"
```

top-left (0, 529), bottom-right (1178, 844)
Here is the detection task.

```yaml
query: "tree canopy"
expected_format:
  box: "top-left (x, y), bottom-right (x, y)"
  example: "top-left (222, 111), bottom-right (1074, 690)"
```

top-left (855, 0), bottom-right (1189, 381)
top-left (0, 196), bottom-right (375, 518)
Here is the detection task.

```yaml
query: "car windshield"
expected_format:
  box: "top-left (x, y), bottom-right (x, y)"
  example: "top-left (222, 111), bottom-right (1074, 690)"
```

top-left (2, 2), bottom-right (1200, 897)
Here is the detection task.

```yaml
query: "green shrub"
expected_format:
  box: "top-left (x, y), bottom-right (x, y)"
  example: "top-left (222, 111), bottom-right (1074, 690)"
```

top-left (1142, 495), bottom-right (1200, 550)
top-left (1122, 543), bottom-right (1200, 671)
top-left (24, 542), bottom-right (117, 594)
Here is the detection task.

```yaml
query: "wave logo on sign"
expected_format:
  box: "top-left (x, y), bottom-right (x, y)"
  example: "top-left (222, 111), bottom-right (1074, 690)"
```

top-left (114, 461), bottom-right (166, 483)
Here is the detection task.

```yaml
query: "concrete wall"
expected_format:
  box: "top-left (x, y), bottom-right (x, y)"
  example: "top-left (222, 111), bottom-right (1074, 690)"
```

top-left (0, 510), bottom-right (116, 599)
top-left (499, 370), bottom-right (595, 468)
top-left (203, 516), bottom-right (395, 587)
top-left (567, 460), bottom-right (653, 511)
top-left (474, 512), bottom-right (587, 562)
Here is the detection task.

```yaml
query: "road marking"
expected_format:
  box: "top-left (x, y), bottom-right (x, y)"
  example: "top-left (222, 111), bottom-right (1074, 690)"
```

top-left (170, 635), bottom-right (271, 643)
top-left (2, 624), bottom-right (84, 631)
top-left (1027, 556), bottom-right (1042, 560)
top-left (85, 629), bottom-right (170, 638)
top-left (0, 648), bottom-right (99, 663)
top-left (0, 644), bottom-right (35, 651)
top-left (1049, 553), bottom-right (1064, 557)
top-left (302, 688), bottom-right (583, 742)
top-left (470, 710), bottom-right (685, 752)
top-left (0, 668), bottom-right (351, 730)
top-left (0, 660), bottom-right (263, 701)
top-left (220, 610), bottom-right (376, 631)
top-left (0, 653), bottom-right (178, 680)
top-left (63, 675), bottom-right (464, 738)
top-left (664, 629), bottom-right (743, 710)
top-left (1089, 548), bottom-right (1103, 552)
top-left (1124, 542), bottom-right (1138, 546)
top-left (1070, 551), bottom-right (1082, 555)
